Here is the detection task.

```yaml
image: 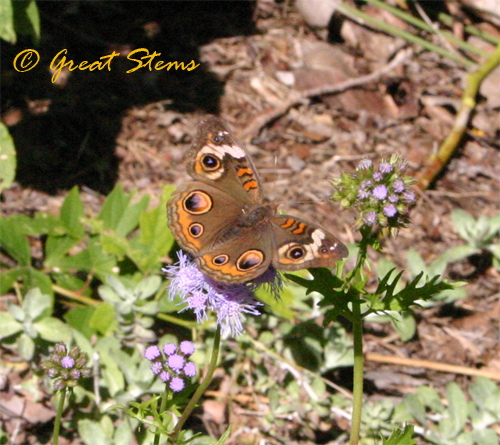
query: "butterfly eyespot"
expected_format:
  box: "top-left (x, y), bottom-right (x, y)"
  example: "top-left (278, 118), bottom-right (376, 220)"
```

top-left (189, 223), bottom-right (203, 237)
top-left (236, 250), bottom-right (264, 271)
top-left (213, 255), bottom-right (229, 266)
top-left (201, 154), bottom-right (220, 171)
top-left (288, 246), bottom-right (305, 260)
top-left (184, 191), bottom-right (212, 214)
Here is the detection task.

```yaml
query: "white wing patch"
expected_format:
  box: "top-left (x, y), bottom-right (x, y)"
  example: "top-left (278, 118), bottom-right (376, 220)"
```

top-left (202, 143), bottom-right (246, 159)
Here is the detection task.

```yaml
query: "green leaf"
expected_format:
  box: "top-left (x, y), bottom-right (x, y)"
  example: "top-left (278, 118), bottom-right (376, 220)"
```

top-left (0, 0), bottom-right (16, 43)
top-left (90, 302), bottom-right (116, 335)
top-left (23, 287), bottom-right (53, 320)
top-left (17, 332), bottom-right (35, 360)
top-left (65, 306), bottom-right (97, 339)
top-left (60, 186), bottom-right (85, 238)
top-left (0, 268), bottom-right (25, 294)
top-left (469, 377), bottom-right (499, 409)
top-left (98, 183), bottom-right (131, 231)
top-left (35, 317), bottom-right (72, 342)
top-left (17, 267), bottom-right (54, 296)
top-left (115, 194), bottom-right (149, 237)
top-left (439, 382), bottom-right (468, 439)
top-left (45, 234), bottom-right (80, 266)
top-left (0, 311), bottom-right (22, 338)
top-left (134, 185), bottom-right (175, 271)
top-left (404, 393), bottom-right (426, 425)
top-left (0, 122), bottom-right (16, 192)
top-left (383, 424), bottom-right (416, 445)
top-left (416, 385), bottom-right (443, 413)
top-left (134, 276), bottom-right (161, 300)
top-left (216, 425), bottom-right (232, 444)
top-left (287, 268), bottom-right (346, 309)
top-left (451, 209), bottom-right (477, 243)
top-left (0, 216), bottom-right (31, 266)
top-left (97, 338), bottom-right (125, 396)
top-left (78, 419), bottom-right (111, 445)
top-left (390, 312), bottom-right (416, 342)
top-left (441, 245), bottom-right (480, 263)
top-left (471, 429), bottom-right (498, 445)
top-left (14, 0), bottom-right (40, 41)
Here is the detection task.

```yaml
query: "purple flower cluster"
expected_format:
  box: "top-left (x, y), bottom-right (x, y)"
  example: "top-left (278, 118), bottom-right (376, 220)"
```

top-left (332, 154), bottom-right (416, 232)
top-left (145, 341), bottom-right (197, 392)
top-left (163, 251), bottom-right (277, 337)
top-left (41, 343), bottom-right (92, 390)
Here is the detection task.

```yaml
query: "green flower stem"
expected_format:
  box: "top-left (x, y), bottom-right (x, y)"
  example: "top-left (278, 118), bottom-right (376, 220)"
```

top-left (338, 2), bottom-right (476, 68)
top-left (52, 284), bottom-right (98, 306)
top-left (347, 234), bottom-right (372, 445)
top-left (364, 0), bottom-right (491, 58)
top-left (157, 313), bottom-right (199, 329)
top-left (52, 389), bottom-right (67, 445)
top-left (170, 326), bottom-right (221, 444)
top-left (349, 296), bottom-right (364, 445)
top-left (154, 386), bottom-right (172, 445)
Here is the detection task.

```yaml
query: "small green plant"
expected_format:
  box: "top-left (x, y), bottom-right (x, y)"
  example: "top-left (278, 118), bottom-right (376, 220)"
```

top-left (394, 377), bottom-right (500, 445)
top-left (0, 287), bottom-right (72, 360)
top-left (445, 210), bottom-right (500, 270)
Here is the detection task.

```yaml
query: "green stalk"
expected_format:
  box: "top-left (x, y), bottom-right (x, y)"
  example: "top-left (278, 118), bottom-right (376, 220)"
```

top-left (52, 389), bottom-right (67, 445)
top-left (349, 296), bottom-right (364, 445)
top-left (365, 0), bottom-right (491, 58)
top-left (438, 13), bottom-right (500, 46)
top-left (338, 3), bottom-right (476, 68)
top-left (154, 386), bottom-right (171, 445)
top-left (170, 326), bottom-right (221, 444)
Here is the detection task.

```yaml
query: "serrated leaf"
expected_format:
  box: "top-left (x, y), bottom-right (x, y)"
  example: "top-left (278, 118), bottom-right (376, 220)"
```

top-left (0, 122), bottom-right (16, 192)
top-left (383, 424), bottom-right (416, 445)
top-left (35, 317), bottom-right (72, 342)
top-left (0, 217), bottom-right (31, 266)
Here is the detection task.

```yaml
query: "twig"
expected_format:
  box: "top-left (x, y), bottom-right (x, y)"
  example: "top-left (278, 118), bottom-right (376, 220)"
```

top-left (366, 352), bottom-right (500, 381)
top-left (238, 48), bottom-right (413, 142)
top-left (417, 42), bottom-right (500, 190)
